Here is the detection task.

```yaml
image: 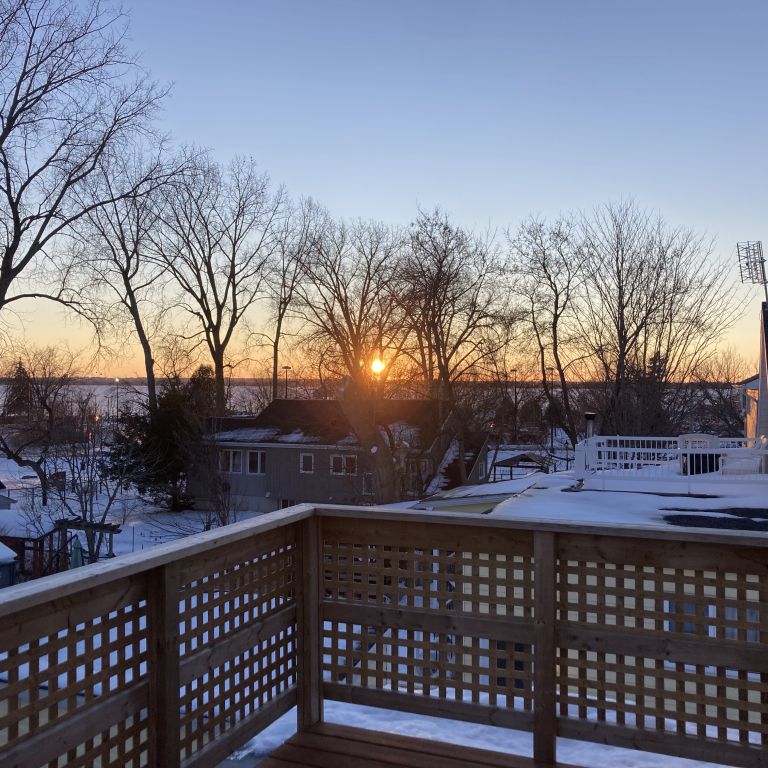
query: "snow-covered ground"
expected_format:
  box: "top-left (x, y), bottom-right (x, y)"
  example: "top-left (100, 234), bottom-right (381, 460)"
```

top-left (0, 455), bottom-right (267, 554)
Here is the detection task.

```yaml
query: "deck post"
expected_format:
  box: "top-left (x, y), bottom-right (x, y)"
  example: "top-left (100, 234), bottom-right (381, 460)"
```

top-left (147, 562), bottom-right (182, 768)
top-left (297, 515), bottom-right (323, 730)
top-left (533, 531), bottom-right (557, 765)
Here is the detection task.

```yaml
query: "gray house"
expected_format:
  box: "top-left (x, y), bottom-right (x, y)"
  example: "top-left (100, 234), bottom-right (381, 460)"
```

top-left (206, 399), bottom-right (464, 512)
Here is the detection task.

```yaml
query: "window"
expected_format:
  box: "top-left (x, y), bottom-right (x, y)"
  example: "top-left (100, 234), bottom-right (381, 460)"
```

top-left (280, 499), bottom-right (296, 509)
top-left (300, 453), bottom-right (314, 474)
top-left (220, 449), bottom-right (242, 474)
top-left (248, 450), bottom-right (266, 474)
top-left (331, 454), bottom-right (357, 476)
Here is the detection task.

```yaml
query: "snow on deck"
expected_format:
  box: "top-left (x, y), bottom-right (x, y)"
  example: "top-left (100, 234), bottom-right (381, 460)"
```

top-left (235, 702), bottom-right (722, 768)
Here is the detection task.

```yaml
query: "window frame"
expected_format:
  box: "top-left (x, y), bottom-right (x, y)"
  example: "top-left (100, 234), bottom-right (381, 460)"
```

top-left (299, 453), bottom-right (314, 474)
top-left (220, 449), bottom-right (243, 474)
top-left (247, 450), bottom-right (267, 475)
top-left (331, 453), bottom-right (358, 476)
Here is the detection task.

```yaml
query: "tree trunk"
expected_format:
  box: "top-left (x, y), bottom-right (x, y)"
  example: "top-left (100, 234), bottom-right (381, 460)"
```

top-left (272, 314), bottom-right (284, 401)
top-left (211, 348), bottom-right (227, 416)
top-left (338, 395), bottom-right (398, 503)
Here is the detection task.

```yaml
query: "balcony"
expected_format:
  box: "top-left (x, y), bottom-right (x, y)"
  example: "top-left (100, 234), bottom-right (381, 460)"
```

top-left (0, 504), bottom-right (766, 767)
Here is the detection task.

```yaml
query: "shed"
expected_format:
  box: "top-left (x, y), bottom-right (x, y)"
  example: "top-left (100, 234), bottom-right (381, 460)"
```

top-left (492, 452), bottom-right (553, 479)
top-left (0, 540), bottom-right (18, 588)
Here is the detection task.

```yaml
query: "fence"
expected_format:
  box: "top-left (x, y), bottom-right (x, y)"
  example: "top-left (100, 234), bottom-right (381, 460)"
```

top-left (0, 505), bottom-right (767, 767)
top-left (574, 434), bottom-right (767, 482)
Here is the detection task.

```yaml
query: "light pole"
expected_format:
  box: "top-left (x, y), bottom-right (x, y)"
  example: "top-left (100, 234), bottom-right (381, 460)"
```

top-left (511, 368), bottom-right (518, 445)
top-left (547, 367), bottom-right (554, 454)
top-left (114, 378), bottom-right (119, 423)
top-left (282, 366), bottom-right (291, 399)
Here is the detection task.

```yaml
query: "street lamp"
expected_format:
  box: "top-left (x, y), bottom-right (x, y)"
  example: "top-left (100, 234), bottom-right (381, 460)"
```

top-left (282, 366), bottom-right (291, 399)
top-left (546, 367), bottom-right (554, 454)
top-left (114, 378), bottom-right (119, 423)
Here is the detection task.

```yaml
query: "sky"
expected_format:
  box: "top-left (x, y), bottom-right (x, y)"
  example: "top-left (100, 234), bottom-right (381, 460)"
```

top-left (27, 0), bottom-right (768, 375)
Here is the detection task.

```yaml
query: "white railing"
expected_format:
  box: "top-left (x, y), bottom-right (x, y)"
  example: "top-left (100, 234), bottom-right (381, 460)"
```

top-left (574, 434), bottom-right (768, 482)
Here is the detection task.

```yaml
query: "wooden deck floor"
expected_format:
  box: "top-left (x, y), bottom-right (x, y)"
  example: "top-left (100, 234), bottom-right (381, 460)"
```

top-left (260, 723), bottom-right (583, 768)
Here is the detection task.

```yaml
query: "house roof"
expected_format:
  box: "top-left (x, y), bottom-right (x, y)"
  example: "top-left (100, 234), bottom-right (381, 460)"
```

top-left (212, 398), bottom-right (441, 448)
top-left (494, 452), bottom-right (552, 468)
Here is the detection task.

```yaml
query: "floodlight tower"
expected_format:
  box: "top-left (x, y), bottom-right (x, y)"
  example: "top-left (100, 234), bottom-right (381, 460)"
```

top-left (737, 241), bottom-right (768, 301)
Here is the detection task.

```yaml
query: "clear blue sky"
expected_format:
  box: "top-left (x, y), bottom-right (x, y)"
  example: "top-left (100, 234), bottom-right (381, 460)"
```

top-left (86, 1), bottom-right (768, 367)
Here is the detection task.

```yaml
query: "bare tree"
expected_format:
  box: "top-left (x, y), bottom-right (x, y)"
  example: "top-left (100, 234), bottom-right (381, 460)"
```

top-left (508, 217), bottom-right (586, 445)
top-left (692, 349), bottom-right (752, 436)
top-left (580, 201), bottom-right (740, 434)
top-left (153, 154), bottom-right (285, 414)
top-left (296, 218), bottom-right (409, 501)
top-left (403, 209), bottom-right (507, 480)
top-left (0, 344), bottom-right (82, 504)
top-left (258, 197), bottom-right (319, 400)
top-left (0, 0), bottom-right (164, 322)
top-left (78, 152), bottom-right (182, 411)
top-left (404, 209), bottom-right (507, 403)
top-left (298, 217), bottom-right (407, 392)
top-left (46, 395), bottom-right (134, 562)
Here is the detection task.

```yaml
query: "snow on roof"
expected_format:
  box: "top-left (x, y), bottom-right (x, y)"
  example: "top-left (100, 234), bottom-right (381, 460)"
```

top-left (0, 541), bottom-right (17, 562)
top-left (423, 438), bottom-right (459, 496)
top-left (212, 399), bottom-right (441, 448)
top-left (490, 472), bottom-right (768, 534)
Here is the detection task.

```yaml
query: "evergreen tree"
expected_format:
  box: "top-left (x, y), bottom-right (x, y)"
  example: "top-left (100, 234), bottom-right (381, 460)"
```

top-left (111, 367), bottom-right (217, 510)
top-left (4, 361), bottom-right (31, 417)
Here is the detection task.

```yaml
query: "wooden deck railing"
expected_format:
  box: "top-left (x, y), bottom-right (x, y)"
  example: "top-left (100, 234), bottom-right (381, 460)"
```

top-left (0, 504), bottom-right (767, 767)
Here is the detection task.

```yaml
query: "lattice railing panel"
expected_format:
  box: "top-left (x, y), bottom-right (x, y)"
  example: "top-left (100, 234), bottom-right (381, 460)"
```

top-left (46, 709), bottom-right (149, 768)
top-left (179, 624), bottom-right (297, 759)
top-left (323, 618), bottom-right (533, 710)
top-left (321, 519), bottom-right (534, 618)
top-left (556, 535), bottom-right (768, 752)
top-left (320, 518), bottom-right (536, 723)
top-left (0, 576), bottom-right (150, 768)
top-left (177, 527), bottom-right (298, 658)
top-left (176, 525), bottom-right (299, 760)
top-left (557, 649), bottom-right (768, 743)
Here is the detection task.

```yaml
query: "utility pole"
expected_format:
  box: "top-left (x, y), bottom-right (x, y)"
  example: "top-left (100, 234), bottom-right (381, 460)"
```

top-left (512, 368), bottom-right (518, 444)
top-left (282, 366), bottom-right (291, 399)
top-left (547, 367), bottom-right (554, 455)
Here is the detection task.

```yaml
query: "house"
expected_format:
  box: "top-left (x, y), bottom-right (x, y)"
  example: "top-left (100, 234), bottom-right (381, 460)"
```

top-left (740, 301), bottom-right (767, 441)
top-left (741, 373), bottom-right (759, 439)
top-left (203, 398), bottom-right (479, 511)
